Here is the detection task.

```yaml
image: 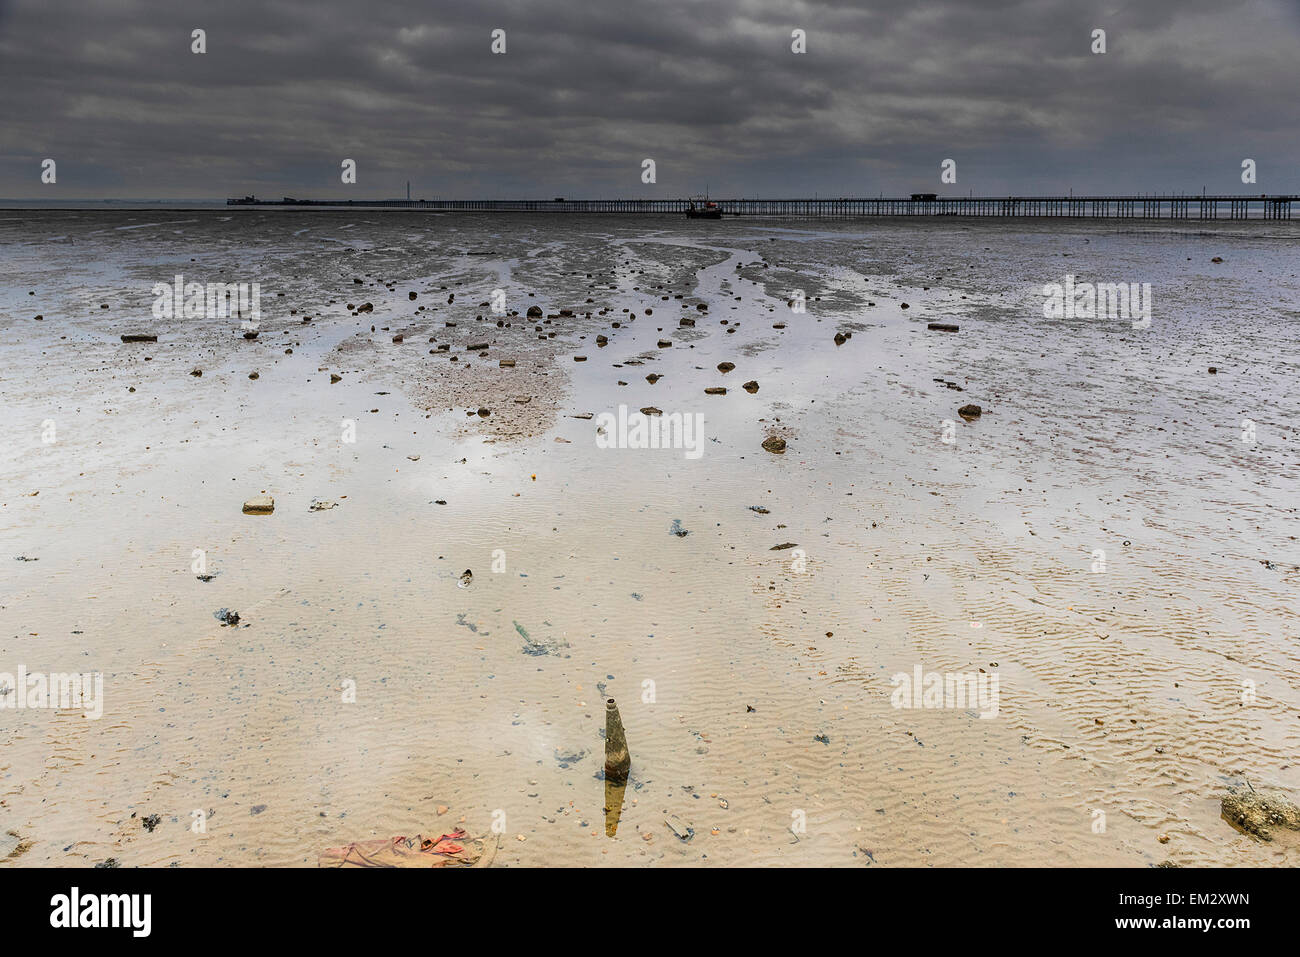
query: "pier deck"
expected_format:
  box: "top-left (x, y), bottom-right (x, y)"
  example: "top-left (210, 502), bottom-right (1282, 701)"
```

top-left (225, 195), bottom-right (1297, 219)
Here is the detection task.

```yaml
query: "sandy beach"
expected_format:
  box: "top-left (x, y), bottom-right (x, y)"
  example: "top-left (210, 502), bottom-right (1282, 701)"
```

top-left (2, 210), bottom-right (1298, 867)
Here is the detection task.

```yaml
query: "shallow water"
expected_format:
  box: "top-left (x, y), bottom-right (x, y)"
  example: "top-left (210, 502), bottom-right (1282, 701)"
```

top-left (1, 211), bottom-right (1298, 866)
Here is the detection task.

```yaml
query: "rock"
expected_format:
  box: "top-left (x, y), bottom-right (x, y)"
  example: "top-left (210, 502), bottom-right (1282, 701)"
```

top-left (408, 291), bottom-right (417, 300)
top-left (392, 334), bottom-right (404, 343)
top-left (476, 408), bottom-right (491, 417)
top-left (834, 332), bottom-right (847, 346)
top-left (640, 406), bottom-right (662, 416)
top-left (657, 339), bottom-right (672, 348)
top-left (717, 362), bottom-right (735, 373)
top-left (770, 542), bottom-right (799, 550)
top-left (669, 519), bottom-right (689, 537)
top-left (1208, 366), bottom-right (1218, 374)
top-left (958, 404), bottom-right (982, 421)
top-left (646, 374), bottom-right (662, 384)
top-left (900, 302), bottom-right (909, 309)
top-left (213, 608), bottom-right (240, 627)
top-left (330, 374), bottom-right (341, 383)
top-left (927, 322), bottom-right (959, 332)
top-left (679, 317), bottom-right (695, 327)
top-left (1211, 256), bottom-right (1223, 263)
top-left (1221, 785), bottom-right (1300, 840)
top-left (742, 380), bottom-right (759, 393)
top-left (120, 334), bottom-right (157, 343)
top-left (762, 436), bottom-right (786, 454)
top-left (526, 306), bottom-right (543, 318)
top-left (248, 371), bottom-right (259, 379)
top-left (308, 499), bottom-right (338, 511)
top-left (243, 331), bottom-right (259, 339)
top-left (467, 342), bottom-right (489, 351)
top-left (499, 359), bottom-right (516, 367)
top-left (705, 387), bottom-right (727, 395)
top-left (189, 368), bottom-right (203, 377)
top-left (242, 495), bottom-right (275, 514)
top-left (574, 355), bottom-right (587, 362)
top-left (458, 569), bottom-right (473, 588)
top-left (665, 815), bottom-right (694, 842)
top-left (748, 505), bottom-right (770, 514)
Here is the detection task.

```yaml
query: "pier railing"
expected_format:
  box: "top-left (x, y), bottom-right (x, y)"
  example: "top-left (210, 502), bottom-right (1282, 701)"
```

top-left (226, 195), bottom-right (1296, 219)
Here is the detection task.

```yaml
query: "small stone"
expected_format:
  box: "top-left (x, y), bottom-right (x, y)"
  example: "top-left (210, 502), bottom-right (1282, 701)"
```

top-left (762, 436), bottom-right (786, 454)
top-left (242, 495), bottom-right (275, 514)
top-left (958, 404), bottom-right (982, 421)
top-left (742, 380), bottom-right (759, 393)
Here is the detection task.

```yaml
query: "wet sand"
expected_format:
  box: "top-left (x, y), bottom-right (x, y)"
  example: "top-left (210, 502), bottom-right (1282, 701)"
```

top-left (2, 211), bottom-right (1298, 866)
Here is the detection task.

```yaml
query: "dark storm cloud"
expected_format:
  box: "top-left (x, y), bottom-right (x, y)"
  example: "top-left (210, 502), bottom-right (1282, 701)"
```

top-left (1, 0), bottom-right (1297, 199)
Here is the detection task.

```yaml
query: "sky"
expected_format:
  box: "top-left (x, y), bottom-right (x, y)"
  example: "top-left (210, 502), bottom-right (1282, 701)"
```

top-left (2, 0), bottom-right (1298, 200)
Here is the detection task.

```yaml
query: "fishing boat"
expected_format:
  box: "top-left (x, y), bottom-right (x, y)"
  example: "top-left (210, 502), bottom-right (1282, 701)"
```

top-left (685, 196), bottom-right (722, 219)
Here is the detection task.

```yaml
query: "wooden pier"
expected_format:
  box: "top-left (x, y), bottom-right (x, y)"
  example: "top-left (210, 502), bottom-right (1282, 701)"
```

top-left (226, 194), bottom-right (1296, 220)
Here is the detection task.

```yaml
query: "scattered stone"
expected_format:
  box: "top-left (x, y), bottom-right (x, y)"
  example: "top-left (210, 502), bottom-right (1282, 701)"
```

top-left (499, 359), bottom-right (516, 368)
top-left (458, 569), bottom-right (473, 588)
top-left (309, 499), bottom-right (338, 511)
top-left (467, 342), bottom-right (489, 351)
top-left (1208, 366), bottom-right (1218, 374)
top-left (242, 495), bottom-right (275, 514)
top-left (640, 406), bottom-right (662, 416)
top-left (670, 519), bottom-right (689, 537)
top-left (330, 374), bottom-right (341, 383)
top-left (927, 322), bottom-right (959, 332)
top-left (748, 505), bottom-right (770, 514)
top-left (243, 331), bottom-right (259, 340)
top-left (214, 608), bottom-right (240, 627)
top-left (657, 339), bottom-right (672, 348)
top-left (527, 306), bottom-right (543, 318)
top-left (742, 380), bottom-right (759, 393)
top-left (705, 387), bottom-right (727, 395)
top-left (646, 374), bottom-right (662, 384)
top-left (679, 317), bottom-right (695, 327)
top-left (762, 436), bottom-right (787, 454)
top-left (957, 404), bottom-right (982, 421)
top-left (120, 334), bottom-right (157, 343)
top-left (717, 361), bottom-right (735, 373)
top-left (834, 332), bottom-right (847, 346)
top-left (248, 371), bottom-right (259, 380)
top-left (190, 368), bottom-right (203, 377)
top-left (770, 542), bottom-right (799, 550)
top-left (141, 814), bottom-right (162, 832)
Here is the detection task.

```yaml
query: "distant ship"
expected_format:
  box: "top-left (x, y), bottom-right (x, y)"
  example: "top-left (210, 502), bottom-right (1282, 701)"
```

top-left (685, 196), bottom-right (722, 219)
